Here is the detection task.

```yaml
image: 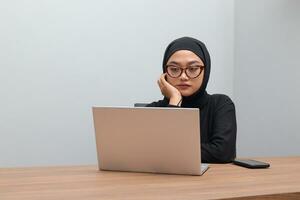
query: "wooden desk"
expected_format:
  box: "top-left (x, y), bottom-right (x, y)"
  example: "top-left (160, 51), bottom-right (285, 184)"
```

top-left (1, 157), bottom-right (300, 200)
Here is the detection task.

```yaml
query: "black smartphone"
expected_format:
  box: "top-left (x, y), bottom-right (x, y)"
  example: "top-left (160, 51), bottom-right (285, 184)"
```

top-left (233, 158), bottom-right (270, 169)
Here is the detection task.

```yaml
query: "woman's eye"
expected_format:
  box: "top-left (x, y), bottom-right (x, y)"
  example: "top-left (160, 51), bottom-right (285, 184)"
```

top-left (170, 68), bottom-right (180, 72)
top-left (188, 67), bottom-right (199, 72)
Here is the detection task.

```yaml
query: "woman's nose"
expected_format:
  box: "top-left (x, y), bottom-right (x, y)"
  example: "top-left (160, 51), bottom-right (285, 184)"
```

top-left (179, 71), bottom-right (189, 80)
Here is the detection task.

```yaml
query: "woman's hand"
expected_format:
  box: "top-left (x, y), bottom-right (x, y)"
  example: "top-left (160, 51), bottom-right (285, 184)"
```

top-left (157, 73), bottom-right (182, 106)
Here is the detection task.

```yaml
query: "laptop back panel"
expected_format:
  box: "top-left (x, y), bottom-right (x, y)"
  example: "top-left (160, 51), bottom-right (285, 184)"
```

top-left (93, 107), bottom-right (202, 175)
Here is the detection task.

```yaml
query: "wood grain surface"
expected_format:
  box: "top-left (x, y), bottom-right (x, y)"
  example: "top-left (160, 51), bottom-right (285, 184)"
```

top-left (1, 157), bottom-right (300, 200)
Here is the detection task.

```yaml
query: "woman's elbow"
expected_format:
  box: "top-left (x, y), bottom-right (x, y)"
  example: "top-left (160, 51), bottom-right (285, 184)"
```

top-left (216, 146), bottom-right (236, 163)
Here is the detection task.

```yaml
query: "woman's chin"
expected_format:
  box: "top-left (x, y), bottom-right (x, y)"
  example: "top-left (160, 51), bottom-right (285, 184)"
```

top-left (180, 90), bottom-right (193, 97)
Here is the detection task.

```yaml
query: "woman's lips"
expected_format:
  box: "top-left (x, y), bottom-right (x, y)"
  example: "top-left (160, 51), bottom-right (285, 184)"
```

top-left (177, 84), bottom-right (191, 89)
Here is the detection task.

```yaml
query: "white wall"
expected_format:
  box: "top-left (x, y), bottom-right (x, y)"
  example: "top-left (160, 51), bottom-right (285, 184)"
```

top-left (234, 0), bottom-right (300, 157)
top-left (0, 0), bottom-right (235, 167)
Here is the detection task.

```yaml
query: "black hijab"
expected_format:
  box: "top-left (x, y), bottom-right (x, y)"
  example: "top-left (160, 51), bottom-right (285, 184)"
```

top-left (162, 37), bottom-right (211, 108)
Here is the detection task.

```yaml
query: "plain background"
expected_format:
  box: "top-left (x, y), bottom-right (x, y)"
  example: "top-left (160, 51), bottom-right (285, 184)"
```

top-left (234, 0), bottom-right (300, 157)
top-left (0, 0), bottom-right (299, 167)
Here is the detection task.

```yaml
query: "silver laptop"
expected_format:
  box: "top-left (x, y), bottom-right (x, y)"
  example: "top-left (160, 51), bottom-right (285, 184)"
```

top-left (92, 106), bottom-right (209, 176)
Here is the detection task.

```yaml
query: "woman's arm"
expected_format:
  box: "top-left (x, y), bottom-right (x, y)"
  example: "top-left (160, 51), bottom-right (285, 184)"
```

top-left (201, 99), bottom-right (237, 163)
top-left (147, 73), bottom-right (182, 107)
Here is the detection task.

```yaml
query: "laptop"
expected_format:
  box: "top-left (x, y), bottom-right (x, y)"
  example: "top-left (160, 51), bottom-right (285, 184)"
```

top-left (92, 106), bottom-right (209, 176)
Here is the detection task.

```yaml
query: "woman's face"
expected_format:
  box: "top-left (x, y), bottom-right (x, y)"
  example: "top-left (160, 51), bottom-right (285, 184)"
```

top-left (165, 50), bottom-right (205, 97)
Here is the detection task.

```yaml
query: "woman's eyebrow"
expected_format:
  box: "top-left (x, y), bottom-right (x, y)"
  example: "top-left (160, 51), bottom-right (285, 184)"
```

top-left (188, 60), bottom-right (203, 65)
top-left (167, 60), bottom-right (204, 66)
top-left (167, 61), bottom-right (180, 65)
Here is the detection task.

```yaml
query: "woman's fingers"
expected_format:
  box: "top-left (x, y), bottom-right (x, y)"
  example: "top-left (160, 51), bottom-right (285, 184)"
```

top-left (159, 74), bottom-right (170, 91)
top-left (157, 75), bottom-right (167, 96)
top-left (160, 73), bottom-right (168, 85)
top-left (157, 78), bottom-right (164, 95)
top-left (157, 73), bottom-right (182, 102)
top-left (157, 78), bottom-right (162, 89)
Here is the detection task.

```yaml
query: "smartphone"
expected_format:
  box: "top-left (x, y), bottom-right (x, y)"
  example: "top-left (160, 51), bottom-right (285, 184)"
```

top-left (233, 158), bottom-right (270, 169)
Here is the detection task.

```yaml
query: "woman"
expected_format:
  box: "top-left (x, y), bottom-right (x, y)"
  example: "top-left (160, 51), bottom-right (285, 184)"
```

top-left (147, 37), bottom-right (237, 163)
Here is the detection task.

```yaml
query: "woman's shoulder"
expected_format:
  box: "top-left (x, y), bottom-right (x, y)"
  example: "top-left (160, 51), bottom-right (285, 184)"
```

top-left (209, 93), bottom-right (235, 108)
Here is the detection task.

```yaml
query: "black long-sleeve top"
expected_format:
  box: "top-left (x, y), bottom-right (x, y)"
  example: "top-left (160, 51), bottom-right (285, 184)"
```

top-left (146, 93), bottom-right (237, 163)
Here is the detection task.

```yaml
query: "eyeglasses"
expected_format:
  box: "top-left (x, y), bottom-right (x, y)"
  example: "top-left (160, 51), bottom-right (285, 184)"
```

top-left (166, 65), bottom-right (204, 79)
